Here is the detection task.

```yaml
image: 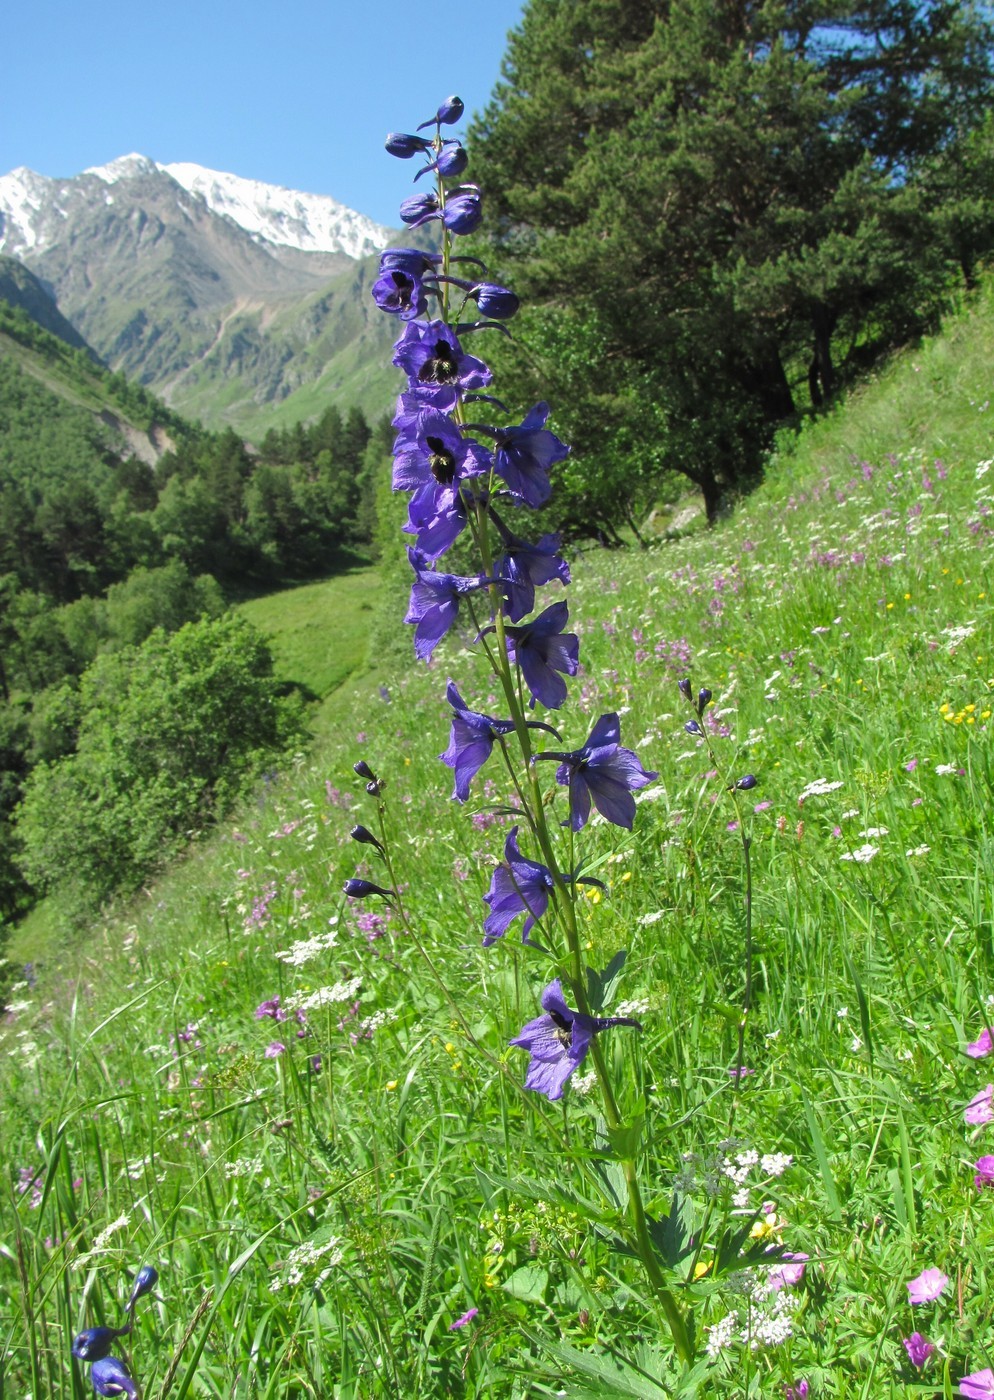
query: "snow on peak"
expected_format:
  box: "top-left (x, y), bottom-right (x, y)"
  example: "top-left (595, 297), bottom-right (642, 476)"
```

top-left (0, 166), bottom-right (55, 252)
top-left (84, 153), bottom-right (161, 184)
top-left (162, 162), bottom-right (392, 259)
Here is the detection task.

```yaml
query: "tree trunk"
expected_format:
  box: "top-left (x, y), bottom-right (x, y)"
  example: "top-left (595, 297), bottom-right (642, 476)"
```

top-left (811, 304), bottom-right (838, 403)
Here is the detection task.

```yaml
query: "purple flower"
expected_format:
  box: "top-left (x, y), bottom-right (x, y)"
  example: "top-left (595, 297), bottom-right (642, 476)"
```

top-left (440, 188), bottom-right (483, 235)
top-left (975, 1155), bottom-right (994, 1189)
top-left (962, 1370), bottom-right (994, 1399)
top-left (371, 267), bottom-right (429, 320)
top-left (500, 601), bottom-right (580, 710)
top-left (482, 826), bottom-right (556, 945)
top-left (966, 1084), bottom-right (994, 1125)
top-left (903, 1332), bottom-right (935, 1369)
top-left (71, 1326), bottom-right (132, 1362)
top-left (393, 320), bottom-right (492, 396)
top-left (767, 1252), bottom-right (809, 1290)
top-left (967, 1028), bottom-right (993, 1058)
top-left (783, 1384), bottom-right (809, 1400)
top-left (492, 403), bottom-right (570, 508)
top-left (509, 978), bottom-right (642, 1101)
top-left (404, 548), bottom-right (490, 661)
top-left (416, 141), bottom-right (469, 180)
top-left (534, 713), bottom-right (658, 831)
top-left (907, 1267), bottom-right (948, 1304)
top-left (449, 1307), bottom-right (478, 1330)
top-left (440, 681), bottom-right (557, 801)
top-left (264, 1042), bottom-right (286, 1058)
top-left (91, 1357), bottom-right (140, 1399)
top-left (734, 774), bottom-right (758, 791)
top-left (392, 411), bottom-right (491, 493)
top-left (492, 523), bottom-right (570, 622)
top-left (255, 996), bottom-right (286, 1022)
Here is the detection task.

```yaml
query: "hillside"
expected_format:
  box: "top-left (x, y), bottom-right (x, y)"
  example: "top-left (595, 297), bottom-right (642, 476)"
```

top-left (1, 267), bottom-right (991, 1395)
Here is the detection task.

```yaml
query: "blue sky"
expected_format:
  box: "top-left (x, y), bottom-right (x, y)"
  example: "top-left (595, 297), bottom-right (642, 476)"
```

top-left (1, 0), bottom-right (526, 226)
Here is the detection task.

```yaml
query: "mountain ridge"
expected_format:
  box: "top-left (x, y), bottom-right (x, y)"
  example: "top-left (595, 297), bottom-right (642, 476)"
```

top-left (0, 156), bottom-right (403, 433)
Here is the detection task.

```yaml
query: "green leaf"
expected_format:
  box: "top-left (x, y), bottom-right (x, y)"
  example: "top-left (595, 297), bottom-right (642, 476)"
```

top-left (501, 1264), bottom-right (549, 1304)
top-left (607, 1113), bottom-right (645, 1160)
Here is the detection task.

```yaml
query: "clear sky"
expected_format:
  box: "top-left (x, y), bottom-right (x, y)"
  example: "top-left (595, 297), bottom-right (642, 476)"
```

top-left (1, 0), bottom-right (526, 227)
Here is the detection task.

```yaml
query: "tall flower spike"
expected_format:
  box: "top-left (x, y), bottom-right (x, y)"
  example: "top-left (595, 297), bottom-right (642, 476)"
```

top-left (534, 712), bottom-right (658, 831)
top-left (509, 979), bottom-right (642, 1101)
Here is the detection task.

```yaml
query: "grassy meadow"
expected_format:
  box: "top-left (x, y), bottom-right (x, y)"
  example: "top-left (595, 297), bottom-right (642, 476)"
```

top-left (2, 283), bottom-right (993, 1398)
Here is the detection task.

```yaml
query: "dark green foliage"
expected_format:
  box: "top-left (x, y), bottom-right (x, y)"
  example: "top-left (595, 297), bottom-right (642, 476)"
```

top-left (15, 614), bottom-right (304, 911)
top-left (469, 0), bottom-right (994, 524)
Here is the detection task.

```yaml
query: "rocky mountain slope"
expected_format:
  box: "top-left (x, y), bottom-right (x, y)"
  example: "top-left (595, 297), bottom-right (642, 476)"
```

top-left (0, 157), bottom-right (403, 433)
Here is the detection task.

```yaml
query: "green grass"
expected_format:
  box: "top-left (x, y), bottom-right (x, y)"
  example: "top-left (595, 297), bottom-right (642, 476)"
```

top-left (236, 568), bottom-right (382, 705)
top-left (1, 283), bottom-right (993, 1398)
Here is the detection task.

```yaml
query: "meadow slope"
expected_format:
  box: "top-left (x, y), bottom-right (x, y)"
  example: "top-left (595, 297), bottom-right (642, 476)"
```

top-left (1, 284), bottom-right (992, 1397)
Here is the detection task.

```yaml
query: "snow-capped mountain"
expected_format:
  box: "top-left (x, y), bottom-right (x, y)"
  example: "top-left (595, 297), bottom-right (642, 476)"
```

top-left (0, 154), bottom-right (404, 430)
top-left (0, 154), bottom-right (392, 261)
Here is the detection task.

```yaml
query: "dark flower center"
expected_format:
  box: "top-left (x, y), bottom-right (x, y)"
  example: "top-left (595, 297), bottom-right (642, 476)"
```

top-left (426, 435), bottom-right (456, 483)
top-left (550, 1008), bottom-right (574, 1047)
top-left (419, 339), bottom-right (459, 384)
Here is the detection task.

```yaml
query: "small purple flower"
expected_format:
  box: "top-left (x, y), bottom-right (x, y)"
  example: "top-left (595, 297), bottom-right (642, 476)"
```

top-left (392, 410), bottom-right (491, 493)
top-left (509, 978), bottom-right (642, 1101)
top-left (966, 1084), bottom-right (994, 1125)
top-left (449, 1307), bottom-right (478, 1330)
top-left (534, 712), bottom-right (657, 831)
top-left (418, 95), bottom-right (465, 129)
top-left (482, 826), bottom-right (556, 945)
top-left (967, 1028), bottom-right (993, 1058)
top-left (492, 403), bottom-right (570, 508)
top-left (907, 1267), bottom-right (948, 1304)
top-left (265, 1042), bottom-right (286, 1058)
top-left (255, 996), bottom-right (286, 1022)
top-left (728, 1066), bottom-right (755, 1078)
top-left (767, 1252), bottom-right (809, 1290)
top-left (975, 1155), bottom-right (994, 1189)
top-left (492, 521), bottom-right (570, 622)
top-left (393, 320), bottom-right (492, 396)
top-left (471, 282), bottom-right (519, 319)
top-left (783, 1384), bottom-right (809, 1400)
top-left (404, 548), bottom-right (491, 661)
top-left (416, 141), bottom-right (469, 180)
top-left (440, 681), bottom-right (557, 801)
top-left (500, 601), bottom-right (580, 711)
top-left (91, 1357), bottom-right (140, 1399)
top-left (903, 1332), bottom-right (935, 1369)
top-left (961, 1371), bottom-right (994, 1400)
top-left (733, 774), bottom-right (758, 791)
top-left (371, 267), bottom-right (429, 320)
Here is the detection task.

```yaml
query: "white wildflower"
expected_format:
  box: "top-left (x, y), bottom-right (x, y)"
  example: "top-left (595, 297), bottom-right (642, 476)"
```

top-left (840, 843), bottom-right (879, 863)
top-left (935, 763), bottom-right (958, 776)
top-left (798, 778), bottom-right (844, 799)
top-left (615, 998), bottom-right (650, 1019)
top-left (705, 1312), bottom-right (738, 1359)
top-left (275, 929), bottom-right (340, 966)
top-left (906, 844), bottom-right (930, 858)
top-left (760, 1152), bottom-right (793, 1178)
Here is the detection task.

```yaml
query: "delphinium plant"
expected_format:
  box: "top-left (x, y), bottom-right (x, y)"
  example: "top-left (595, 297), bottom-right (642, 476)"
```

top-left (342, 94), bottom-right (783, 1379)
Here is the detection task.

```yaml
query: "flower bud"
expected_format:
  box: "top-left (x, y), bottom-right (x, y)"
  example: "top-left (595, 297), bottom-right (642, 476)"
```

top-left (473, 282), bottom-right (519, 319)
top-left (343, 878), bottom-right (392, 899)
top-left (350, 824), bottom-right (384, 853)
top-left (385, 132), bottom-right (432, 158)
top-left (126, 1263), bottom-right (159, 1311)
top-left (734, 774), bottom-right (758, 791)
top-left (436, 95), bottom-right (465, 124)
top-left (435, 141), bottom-right (469, 177)
top-left (696, 687), bottom-right (713, 715)
top-left (353, 760), bottom-right (378, 782)
top-left (684, 719), bottom-right (702, 735)
top-left (677, 678), bottom-right (693, 703)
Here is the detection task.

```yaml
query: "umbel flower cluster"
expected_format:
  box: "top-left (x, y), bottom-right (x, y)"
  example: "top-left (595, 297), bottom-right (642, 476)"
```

top-left (364, 96), bottom-right (657, 1099)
